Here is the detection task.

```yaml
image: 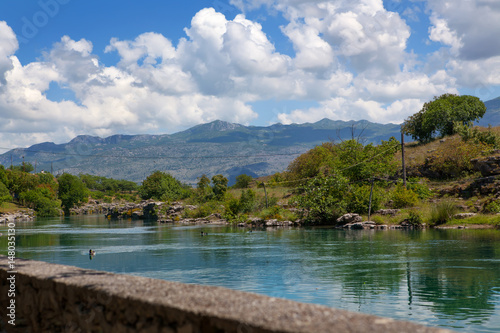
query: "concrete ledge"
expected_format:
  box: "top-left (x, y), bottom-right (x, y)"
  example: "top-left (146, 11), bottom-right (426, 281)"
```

top-left (0, 256), bottom-right (453, 333)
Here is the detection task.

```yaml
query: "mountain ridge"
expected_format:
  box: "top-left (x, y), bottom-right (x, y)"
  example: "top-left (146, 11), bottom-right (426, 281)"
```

top-left (1, 97), bottom-right (499, 185)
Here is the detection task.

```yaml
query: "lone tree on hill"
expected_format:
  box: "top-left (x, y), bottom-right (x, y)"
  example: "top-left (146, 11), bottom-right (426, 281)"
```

top-left (402, 94), bottom-right (486, 143)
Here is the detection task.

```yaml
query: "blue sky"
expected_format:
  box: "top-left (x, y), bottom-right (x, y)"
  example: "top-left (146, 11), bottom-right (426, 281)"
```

top-left (0, 0), bottom-right (499, 147)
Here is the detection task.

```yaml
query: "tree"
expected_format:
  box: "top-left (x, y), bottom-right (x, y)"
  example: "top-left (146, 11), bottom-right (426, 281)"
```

top-left (58, 173), bottom-right (89, 215)
top-left (296, 175), bottom-right (350, 224)
top-left (0, 165), bottom-right (7, 186)
top-left (287, 138), bottom-right (399, 182)
top-left (211, 174), bottom-right (228, 200)
top-left (402, 94), bottom-right (486, 143)
top-left (6, 170), bottom-right (39, 199)
top-left (139, 171), bottom-right (189, 201)
top-left (0, 181), bottom-right (11, 205)
top-left (11, 162), bottom-right (34, 173)
top-left (20, 187), bottom-right (61, 217)
top-left (233, 174), bottom-right (253, 189)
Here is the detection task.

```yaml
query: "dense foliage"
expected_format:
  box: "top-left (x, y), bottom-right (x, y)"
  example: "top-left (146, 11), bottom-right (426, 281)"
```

top-left (402, 94), bottom-right (486, 143)
top-left (58, 173), bottom-right (89, 215)
top-left (211, 174), bottom-right (228, 200)
top-left (233, 174), bottom-right (253, 189)
top-left (296, 175), bottom-right (350, 224)
top-left (139, 171), bottom-right (190, 201)
top-left (287, 138), bottom-right (400, 182)
top-left (80, 174), bottom-right (138, 192)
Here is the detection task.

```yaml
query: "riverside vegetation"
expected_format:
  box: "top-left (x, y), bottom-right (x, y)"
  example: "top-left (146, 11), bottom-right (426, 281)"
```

top-left (1, 94), bottom-right (500, 228)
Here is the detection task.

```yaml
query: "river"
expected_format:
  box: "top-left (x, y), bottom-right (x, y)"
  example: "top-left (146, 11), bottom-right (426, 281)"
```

top-left (2, 215), bottom-right (500, 332)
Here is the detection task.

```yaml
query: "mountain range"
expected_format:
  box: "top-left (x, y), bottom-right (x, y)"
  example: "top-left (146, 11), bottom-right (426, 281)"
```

top-left (1, 97), bottom-right (499, 185)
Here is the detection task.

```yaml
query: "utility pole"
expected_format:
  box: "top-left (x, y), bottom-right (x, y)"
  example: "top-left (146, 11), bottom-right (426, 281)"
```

top-left (401, 131), bottom-right (407, 187)
top-left (261, 182), bottom-right (268, 209)
top-left (368, 178), bottom-right (374, 221)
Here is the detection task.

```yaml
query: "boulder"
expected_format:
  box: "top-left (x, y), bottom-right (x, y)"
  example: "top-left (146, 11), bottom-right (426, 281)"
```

top-left (374, 209), bottom-right (400, 216)
top-left (472, 156), bottom-right (500, 177)
top-left (453, 213), bottom-right (477, 219)
top-left (336, 213), bottom-right (362, 225)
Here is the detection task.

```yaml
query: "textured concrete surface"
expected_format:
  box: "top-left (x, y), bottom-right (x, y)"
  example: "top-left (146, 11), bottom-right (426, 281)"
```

top-left (0, 256), bottom-right (454, 333)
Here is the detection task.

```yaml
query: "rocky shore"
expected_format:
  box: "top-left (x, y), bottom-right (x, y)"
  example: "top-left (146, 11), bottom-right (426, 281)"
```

top-left (0, 209), bottom-right (35, 224)
top-left (5, 199), bottom-right (493, 230)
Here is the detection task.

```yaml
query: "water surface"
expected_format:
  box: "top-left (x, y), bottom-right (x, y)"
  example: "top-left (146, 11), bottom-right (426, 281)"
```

top-left (2, 215), bottom-right (500, 332)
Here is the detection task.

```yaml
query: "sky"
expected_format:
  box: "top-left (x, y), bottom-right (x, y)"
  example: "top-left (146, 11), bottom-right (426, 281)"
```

top-left (1, 0), bottom-right (500, 148)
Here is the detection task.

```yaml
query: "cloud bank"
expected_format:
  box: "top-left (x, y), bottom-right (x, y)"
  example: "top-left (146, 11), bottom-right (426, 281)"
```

top-left (0, 0), bottom-right (499, 147)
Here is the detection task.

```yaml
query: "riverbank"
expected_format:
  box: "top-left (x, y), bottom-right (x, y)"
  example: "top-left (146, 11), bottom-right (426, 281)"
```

top-left (2, 198), bottom-right (498, 230)
top-left (67, 199), bottom-right (500, 230)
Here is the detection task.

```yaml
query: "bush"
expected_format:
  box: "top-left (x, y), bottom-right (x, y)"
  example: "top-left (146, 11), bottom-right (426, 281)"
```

top-left (224, 196), bottom-right (240, 219)
top-left (58, 173), bottom-right (89, 215)
top-left (370, 215), bottom-right (385, 224)
top-left (260, 205), bottom-right (284, 220)
top-left (405, 210), bottom-right (423, 228)
top-left (431, 200), bottom-right (458, 225)
top-left (233, 174), bottom-right (253, 189)
top-left (345, 184), bottom-right (382, 215)
top-left (20, 188), bottom-right (61, 217)
top-left (139, 171), bottom-right (190, 201)
top-left (455, 122), bottom-right (500, 149)
top-left (184, 201), bottom-right (222, 218)
top-left (257, 193), bottom-right (278, 210)
top-left (239, 189), bottom-right (256, 213)
top-left (0, 181), bottom-right (12, 204)
top-left (392, 185), bottom-right (419, 208)
top-left (426, 139), bottom-right (487, 178)
top-left (212, 174), bottom-right (228, 201)
top-left (483, 199), bottom-right (500, 214)
top-left (297, 175), bottom-right (349, 224)
top-left (406, 178), bottom-right (433, 200)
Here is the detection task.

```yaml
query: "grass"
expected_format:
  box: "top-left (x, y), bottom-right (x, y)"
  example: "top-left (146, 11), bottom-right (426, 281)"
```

top-left (0, 202), bottom-right (26, 214)
top-left (441, 214), bottom-right (500, 226)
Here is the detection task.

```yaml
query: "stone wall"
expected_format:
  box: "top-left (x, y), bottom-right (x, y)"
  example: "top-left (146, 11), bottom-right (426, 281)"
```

top-left (0, 256), bottom-right (453, 333)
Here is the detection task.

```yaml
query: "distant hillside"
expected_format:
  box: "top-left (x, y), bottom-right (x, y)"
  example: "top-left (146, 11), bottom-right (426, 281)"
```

top-left (479, 97), bottom-right (500, 127)
top-left (0, 119), bottom-right (403, 185)
top-left (1, 95), bottom-right (498, 185)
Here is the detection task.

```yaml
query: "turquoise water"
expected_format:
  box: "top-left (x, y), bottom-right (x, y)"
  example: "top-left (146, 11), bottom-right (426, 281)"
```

top-left (2, 215), bottom-right (500, 332)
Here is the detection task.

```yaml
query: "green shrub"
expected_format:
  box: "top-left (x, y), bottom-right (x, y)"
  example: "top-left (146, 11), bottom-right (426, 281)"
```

top-left (370, 215), bottom-right (385, 224)
top-left (233, 174), bottom-right (253, 189)
top-left (239, 189), bottom-right (256, 213)
top-left (405, 210), bottom-right (423, 228)
top-left (91, 191), bottom-right (105, 200)
top-left (261, 205), bottom-right (284, 220)
top-left (0, 181), bottom-right (12, 204)
top-left (345, 184), bottom-right (382, 214)
top-left (224, 196), bottom-right (240, 219)
top-left (455, 122), bottom-right (500, 148)
top-left (406, 178), bottom-right (433, 199)
top-left (483, 199), bottom-right (500, 214)
top-left (257, 194), bottom-right (278, 210)
top-left (20, 188), bottom-right (61, 217)
top-left (297, 175), bottom-right (349, 223)
top-left (431, 200), bottom-right (458, 225)
top-left (392, 185), bottom-right (419, 208)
